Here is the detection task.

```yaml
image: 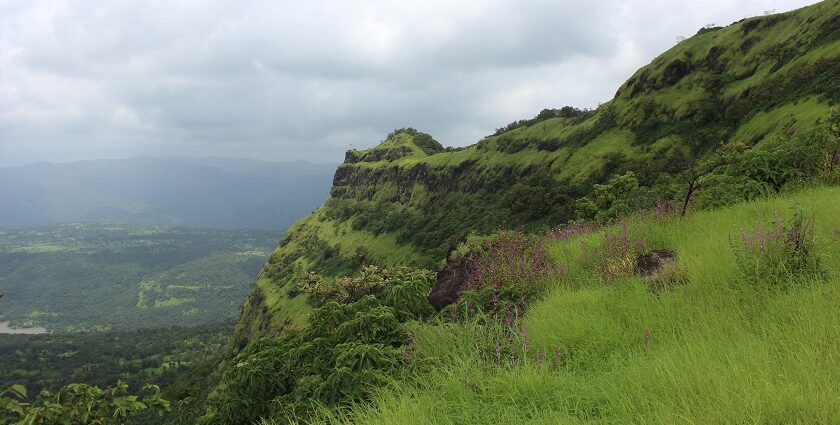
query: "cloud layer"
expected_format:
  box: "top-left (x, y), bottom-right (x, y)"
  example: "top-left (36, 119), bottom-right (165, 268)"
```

top-left (0, 0), bottom-right (817, 166)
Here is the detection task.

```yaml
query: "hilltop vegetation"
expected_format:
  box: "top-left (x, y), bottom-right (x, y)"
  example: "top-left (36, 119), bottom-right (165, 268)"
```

top-left (0, 224), bottom-right (276, 331)
top-left (234, 1), bottom-right (840, 349)
top-left (5, 3), bottom-right (840, 424)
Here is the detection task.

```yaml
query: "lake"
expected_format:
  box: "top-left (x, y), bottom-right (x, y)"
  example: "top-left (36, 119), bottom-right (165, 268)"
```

top-left (0, 321), bottom-right (48, 334)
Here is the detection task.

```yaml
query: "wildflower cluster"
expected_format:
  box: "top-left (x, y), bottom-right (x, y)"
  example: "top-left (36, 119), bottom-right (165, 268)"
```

top-left (587, 222), bottom-right (647, 281)
top-left (546, 222), bottom-right (599, 241)
top-left (654, 200), bottom-right (679, 221)
top-left (731, 208), bottom-right (823, 286)
top-left (453, 230), bottom-right (562, 322)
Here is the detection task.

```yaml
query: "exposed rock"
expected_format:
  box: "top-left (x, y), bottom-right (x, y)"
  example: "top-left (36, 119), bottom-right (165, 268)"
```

top-left (663, 59), bottom-right (690, 85)
top-left (702, 46), bottom-right (725, 71)
top-left (636, 250), bottom-right (677, 276)
top-left (741, 19), bottom-right (761, 36)
top-left (428, 244), bottom-right (471, 311)
top-left (628, 70), bottom-right (653, 98)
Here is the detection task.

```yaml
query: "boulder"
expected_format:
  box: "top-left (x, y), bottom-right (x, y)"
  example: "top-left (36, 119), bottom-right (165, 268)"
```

top-left (428, 258), bottom-right (470, 311)
top-left (636, 250), bottom-right (677, 276)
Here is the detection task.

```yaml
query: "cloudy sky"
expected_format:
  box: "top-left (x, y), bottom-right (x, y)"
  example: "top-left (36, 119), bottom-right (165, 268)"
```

top-left (0, 0), bottom-right (818, 166)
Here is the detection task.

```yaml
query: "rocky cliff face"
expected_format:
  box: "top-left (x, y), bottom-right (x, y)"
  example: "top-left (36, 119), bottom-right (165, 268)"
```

top-left (232, 1), bottom-right (840, 351)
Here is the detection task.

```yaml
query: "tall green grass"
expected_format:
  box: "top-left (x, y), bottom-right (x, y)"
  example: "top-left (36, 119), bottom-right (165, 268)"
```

top-left (307, 186), bottom-right (840, 424)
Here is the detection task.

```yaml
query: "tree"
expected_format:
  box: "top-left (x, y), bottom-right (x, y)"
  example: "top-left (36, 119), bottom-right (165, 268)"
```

top-left (576, 171), bottom-right (642, 221)
top-left (676, 142), bottom-right (743, 216)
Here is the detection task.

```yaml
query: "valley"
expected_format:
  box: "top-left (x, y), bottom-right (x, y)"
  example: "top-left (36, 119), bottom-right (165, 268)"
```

top-left (0, 224), bottom-right (277, 332)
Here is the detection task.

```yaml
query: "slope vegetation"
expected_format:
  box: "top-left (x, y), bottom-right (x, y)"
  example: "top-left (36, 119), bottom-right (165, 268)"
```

top-left (235, 1), bottom-right (840, 348)
top-left (312, 185), bottom-right (840, 424)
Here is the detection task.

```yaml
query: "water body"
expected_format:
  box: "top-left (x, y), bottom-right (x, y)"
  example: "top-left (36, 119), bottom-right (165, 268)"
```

top-left (0, 321), bottom-right (48, 334)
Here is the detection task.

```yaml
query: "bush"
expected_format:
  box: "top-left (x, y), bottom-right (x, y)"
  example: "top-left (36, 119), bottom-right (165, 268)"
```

top-left (730, 208), bottom-right (823, 287)
top-left (695, 174), bottom-right (771, 210)
top-left (205, 267), bottom-right (435, 424)
top-left (453, 231), bottom-right (562, 323)
top-left (737, 112), bottom-right (840, 191)
top-left (576, 172), bottom-right (646, 222)
top-left (586, 222), bottom-right (647, 282)
top-left (1, 381), bottom-right (170, 425)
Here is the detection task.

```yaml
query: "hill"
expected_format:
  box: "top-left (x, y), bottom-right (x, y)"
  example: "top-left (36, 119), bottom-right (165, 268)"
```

top-left (231, 1), bottom-right (840, 349)
top-left (0, 157), bottom-right (335, 231)
top-left (305, 184), bottom-right (840, 424)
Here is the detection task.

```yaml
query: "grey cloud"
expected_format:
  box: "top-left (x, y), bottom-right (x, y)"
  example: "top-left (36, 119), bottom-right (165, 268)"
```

top-left (0, 0), bottom-right (819, 166)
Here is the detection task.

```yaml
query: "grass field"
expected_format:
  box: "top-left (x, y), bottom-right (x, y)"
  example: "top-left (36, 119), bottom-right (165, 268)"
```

top-left (308, 185), bottom-right (840, 424)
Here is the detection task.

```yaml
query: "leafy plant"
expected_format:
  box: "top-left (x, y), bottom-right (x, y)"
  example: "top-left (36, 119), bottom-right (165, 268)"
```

top-left (576, 172), bottom-right (645, 222)
top-left (0, 381), bottom-right (169, 425)
top-left (204, 267), bottom-right (435, 425)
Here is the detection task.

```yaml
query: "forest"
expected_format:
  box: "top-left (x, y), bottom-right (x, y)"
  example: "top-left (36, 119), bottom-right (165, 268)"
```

top-left (0, 224), bottom-right (276, 331)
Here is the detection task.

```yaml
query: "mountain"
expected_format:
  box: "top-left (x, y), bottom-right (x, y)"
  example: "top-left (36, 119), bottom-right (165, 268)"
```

top-left (0, 157), bottom-right (336, 231)
top-left (231, 1), bottom-right (840, 348)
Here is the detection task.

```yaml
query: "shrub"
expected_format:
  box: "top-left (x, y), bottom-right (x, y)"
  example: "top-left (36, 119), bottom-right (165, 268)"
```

top-left (453, 231), bottom-right (562, 322)
top-left (730, 208), bottom-right (823, 287)
top-left (576, 172), bottom-right (645, 222)
top-left (737, 112), bottom-right (840, 191)
top-left (205, 267), bottom-right (435, 424)
top-left (586, 222), bottom-right (647, 282)
top-left (297, 266), bottom-right (390, 304)
top-left (1, 381), bottom-right (170, 424)
top-left (695, 174), bottom-right (771, 210)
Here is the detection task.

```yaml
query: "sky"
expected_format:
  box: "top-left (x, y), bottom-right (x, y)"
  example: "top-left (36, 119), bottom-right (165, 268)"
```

top-left (0, 0), bottom-right (819, 167)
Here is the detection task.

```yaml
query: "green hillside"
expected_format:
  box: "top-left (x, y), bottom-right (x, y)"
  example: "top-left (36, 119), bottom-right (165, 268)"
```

top-left (307, 185), bottom-right (840, 424)
top-left (233, 1), bottom-right (840, 349)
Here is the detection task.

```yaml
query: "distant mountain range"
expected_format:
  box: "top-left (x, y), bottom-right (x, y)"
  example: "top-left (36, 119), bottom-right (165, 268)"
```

top-left (0, 156), bottom-right (336, 231)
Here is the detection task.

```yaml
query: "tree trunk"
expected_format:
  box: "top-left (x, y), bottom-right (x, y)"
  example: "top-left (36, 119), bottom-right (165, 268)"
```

top-left (681, 181), bottom-right (695, 216)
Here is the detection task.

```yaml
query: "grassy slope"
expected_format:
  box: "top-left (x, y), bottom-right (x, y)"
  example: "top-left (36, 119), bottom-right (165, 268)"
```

top-left (234, 1), bottom-right (840, 347)
top-left (313, 185), bottom-right (840, 424)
